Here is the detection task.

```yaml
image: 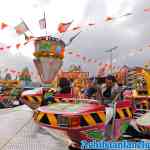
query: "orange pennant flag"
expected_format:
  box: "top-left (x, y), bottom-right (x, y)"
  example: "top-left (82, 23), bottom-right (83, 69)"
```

top-left (88, 23), bottom-right (95, 26)
top-left (105, 16), bottom-right (113, 21)
top-left (72, 26), bottom-right (80, 31)
top-left (6, 46), bottom-right (11, 49)
top-left (15, 21), bottom-right (29, 35)
top-left (16, 43), bottom-right (21, 49)
top-left (1, 22), bottom-right (8, 29)
top-left (57, 21), bottom-right (73, 33)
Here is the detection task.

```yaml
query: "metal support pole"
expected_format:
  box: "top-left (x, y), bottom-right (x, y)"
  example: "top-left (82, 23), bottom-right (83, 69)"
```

top-left (105, 46), bottom-right (118, 75)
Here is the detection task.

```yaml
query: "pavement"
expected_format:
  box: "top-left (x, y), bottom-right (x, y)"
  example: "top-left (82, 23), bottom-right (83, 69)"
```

top-left (0, 105), bottom-right (68, 150)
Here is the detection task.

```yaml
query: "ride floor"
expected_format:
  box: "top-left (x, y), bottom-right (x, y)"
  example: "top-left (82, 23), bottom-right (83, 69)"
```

top-left (0, 105), bottom-right (68, 150)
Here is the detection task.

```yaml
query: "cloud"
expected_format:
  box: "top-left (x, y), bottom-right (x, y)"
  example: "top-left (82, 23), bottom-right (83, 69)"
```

top-left (0, 0), bottom-right (150, 76)
top-left (63, 0), bottom-right (150, 74)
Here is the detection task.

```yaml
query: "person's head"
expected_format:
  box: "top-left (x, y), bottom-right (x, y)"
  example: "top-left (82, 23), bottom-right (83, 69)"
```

top-left (87, 79), bottom-right (94, 88)
top-left (105, 75), bottom-right (115, 87)
top-left (142, 81), bottom-right (147, 88)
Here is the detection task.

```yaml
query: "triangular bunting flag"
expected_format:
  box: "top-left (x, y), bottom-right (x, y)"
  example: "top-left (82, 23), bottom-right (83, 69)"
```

top-left (16, 43), bottom-right (21, 49)
top-left (57, 21), bottom-right (73, 33)
top-left (1, 22), bottom-right (8, 30)
top-left (15, 21), bottom-right (29, 35)
top-left (105, 16), bottom-right (113, 21)
top-left (39, 18), bottom-right (46, 29)
top-left (88, 23), bottom-right (95, 26)
top-left (72, 26), bottom-right (80, 31)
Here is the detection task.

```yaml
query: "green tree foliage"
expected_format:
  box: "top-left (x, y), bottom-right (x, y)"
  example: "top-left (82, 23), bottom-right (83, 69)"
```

top-left (68, 64), bottom-right (81, 72)
top-left (19, 67), bottom-right (32, 82)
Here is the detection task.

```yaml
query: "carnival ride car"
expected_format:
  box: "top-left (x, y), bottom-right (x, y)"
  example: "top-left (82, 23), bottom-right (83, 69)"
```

top-left (125, 68), bottom-right (150, 110)
top-left (0, 80), bottom-right (22, 107)
top-left (21, 36), bottom-right (150, 150)
top-left (33, 99), bottom-right (136, 149)
top-left (121, 68), bottom-right (150, 138)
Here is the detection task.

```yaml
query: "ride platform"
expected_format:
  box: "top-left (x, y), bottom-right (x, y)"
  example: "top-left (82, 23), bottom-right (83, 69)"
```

top-left (0, 105), bottom-right (68, 150)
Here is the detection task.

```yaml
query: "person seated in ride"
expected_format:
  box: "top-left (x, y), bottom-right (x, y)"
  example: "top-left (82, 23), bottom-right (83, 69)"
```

top-left (58, 77), bottom-right (71, 94)
top-left (137, 81), bottom-right (148, 95)
top-left (101, 75), bottom-right (119, 105)
top-left (43, 88), bottom-right (56, 105)
top-left (72, 78), bottom-right (83, 98)
top-left (83, 80), bottom-right (97, 99)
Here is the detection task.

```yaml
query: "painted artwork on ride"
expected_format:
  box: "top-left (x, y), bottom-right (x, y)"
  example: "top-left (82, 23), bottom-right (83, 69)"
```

top-left (33, 36), bottom-right (65, 83)
top-left (81, 129), bottom-right (104, 140)
top-left (34, 37), bottom-right (65, 59)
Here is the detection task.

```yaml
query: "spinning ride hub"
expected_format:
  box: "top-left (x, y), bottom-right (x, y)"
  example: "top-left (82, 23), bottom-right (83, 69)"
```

top-left (33, 36), bottom-right (65, 84)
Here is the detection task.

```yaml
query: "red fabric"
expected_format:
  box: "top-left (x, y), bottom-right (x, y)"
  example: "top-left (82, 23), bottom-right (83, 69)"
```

top-left (58, 22), bottom-right (72, 33)
top-left (1, 22), bottom-right (8, 29)
top-left (105, 16), bottom-right (113, 21)
top-left (16, 43), bottom-right (21, 49)
top-left (116, 100), bottom-right (133, 108)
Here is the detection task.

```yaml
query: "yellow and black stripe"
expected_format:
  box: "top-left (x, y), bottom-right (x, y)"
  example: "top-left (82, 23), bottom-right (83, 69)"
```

top-left (34, 111), bottom-right (58, 127)
top-left (22, 95), bottom-right (43, 109)
top-left (116, 107), bottom-right (133, 120)
top-left (138, 126), bottom-right (145, 132)
top-left (34, 110), bottom-right (106, 128)
top-left (138, 125), bottom-right (150, 133)
top-left (80, 111), bottom-right (106, 127)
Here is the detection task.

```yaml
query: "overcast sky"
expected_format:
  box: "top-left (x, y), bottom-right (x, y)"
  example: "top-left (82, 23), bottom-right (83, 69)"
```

top-left (0, 0), bottom-right (150, 76)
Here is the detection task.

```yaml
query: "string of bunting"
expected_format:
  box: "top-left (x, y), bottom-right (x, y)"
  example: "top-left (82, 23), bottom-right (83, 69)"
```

top-left (66, 51), bottom-right (99, 64)
top-left (57, 7), bottom-right (150, 33)
top-left (0, 6), bottom-right (149, 66)
top-left (66, 40), bottom-right (150, 66)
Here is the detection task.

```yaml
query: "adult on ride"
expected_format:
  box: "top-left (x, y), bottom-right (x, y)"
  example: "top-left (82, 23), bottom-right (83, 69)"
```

top-left (83, 79), bottom-right (97, 99)
top-left (100, 75), bottom-right (119, 105)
